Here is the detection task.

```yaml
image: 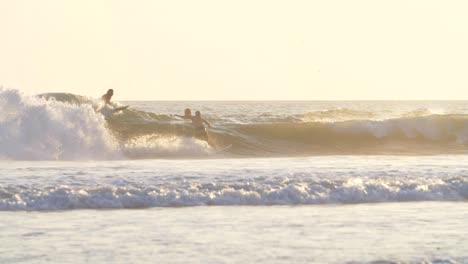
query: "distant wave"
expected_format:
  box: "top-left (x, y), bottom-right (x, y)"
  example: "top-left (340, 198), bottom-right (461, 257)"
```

top-left (1, 175), bottom-right (467, 210)
top-left (301, 108), bottom-right (377, 122)
top-left (1, 90), bottom-right (468, 160)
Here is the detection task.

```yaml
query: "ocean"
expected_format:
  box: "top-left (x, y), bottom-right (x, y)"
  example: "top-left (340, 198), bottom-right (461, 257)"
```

top-left (1, 88), bottom-right (467, 263)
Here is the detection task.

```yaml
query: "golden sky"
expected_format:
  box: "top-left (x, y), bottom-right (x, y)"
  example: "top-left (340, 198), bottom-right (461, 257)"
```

top-left (1, 0), bottom-right (468, 100)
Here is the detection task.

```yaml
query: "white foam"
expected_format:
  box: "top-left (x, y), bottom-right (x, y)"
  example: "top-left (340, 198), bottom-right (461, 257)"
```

top-left (1, 175), bottom-right (467, 210)
top-left (0, 89), bottom-right (119, 160)
top-left (122, 134), bottom-right (213, 158)
top-left (340, 115), bottom-right (468, 143)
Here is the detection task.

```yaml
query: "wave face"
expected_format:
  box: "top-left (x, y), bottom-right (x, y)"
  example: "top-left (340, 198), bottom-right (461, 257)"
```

top-left (93, 100), bottom-right (468, 156)
top-left (2, 90), bottom-right (468, 159)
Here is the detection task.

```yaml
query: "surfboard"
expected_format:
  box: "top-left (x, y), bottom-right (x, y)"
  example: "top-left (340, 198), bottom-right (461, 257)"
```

top-left (98, 105), bottom-right (129, 118)
top-left (214, 144), bottom-right (233, 154)
top-left (114, 105), bottom-right (129, 112)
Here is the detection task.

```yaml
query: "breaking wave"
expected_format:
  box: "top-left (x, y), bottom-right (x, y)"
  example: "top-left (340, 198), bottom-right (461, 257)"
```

top-left (0, 89), bottom-right (118, 160)
top-left (1, 89), bottom-right (468, 160)
top-left (1, 174), bottom-right (467, 210)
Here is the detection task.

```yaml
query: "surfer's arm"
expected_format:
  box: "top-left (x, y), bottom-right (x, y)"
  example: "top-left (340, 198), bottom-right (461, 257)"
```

top-left (115, 105), bottom-right (129, 112)
top-left (175, 115), bottom-right (190, 119)
top-left (202, 119), bottom-right (211, 128)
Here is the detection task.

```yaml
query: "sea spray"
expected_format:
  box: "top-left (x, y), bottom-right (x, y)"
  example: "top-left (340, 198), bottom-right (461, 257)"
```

top-left (0, 89), bottom-right (119, 160)
top-left (121, 134), bottom-right (212, 158)
top-left (3, 90), bottom-right (468, 159)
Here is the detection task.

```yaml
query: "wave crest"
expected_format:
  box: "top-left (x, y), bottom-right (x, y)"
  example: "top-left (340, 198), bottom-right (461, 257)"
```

top-left (0, 89), bottom-right (118, 160)
top-left (1, 175), bottom-right (467, 210)
top-left (2, 91), bottom-right (468, 159)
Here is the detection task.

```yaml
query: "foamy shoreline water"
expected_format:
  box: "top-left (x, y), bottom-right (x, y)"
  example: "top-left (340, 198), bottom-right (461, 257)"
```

top-left (1, 203), bottom-right (467, 263)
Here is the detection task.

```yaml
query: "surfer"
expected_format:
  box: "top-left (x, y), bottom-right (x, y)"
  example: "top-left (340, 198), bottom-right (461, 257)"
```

top-left (191, 111), bottom-right (212, 142)
top-left (175, 109), bottom-right (232, 151)
top-left (101, 89), bottom-right (129, 112)
top-left (101, 89), bottom-right (114, 105)
top-left (175, 108), bottom-right (193, 119)
top-left (175, 109), bottom-right (212, 143)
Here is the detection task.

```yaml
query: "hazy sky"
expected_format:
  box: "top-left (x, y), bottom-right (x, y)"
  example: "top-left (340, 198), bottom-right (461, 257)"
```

top-left (1, 0), bottom-right (468, 100)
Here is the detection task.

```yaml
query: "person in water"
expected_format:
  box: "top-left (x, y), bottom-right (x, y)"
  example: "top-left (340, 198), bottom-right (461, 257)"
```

top-left (101, 89), bottom-right (129, 111)
top-left (101, 89), bottom-right (114, 105)
top-left (176, 109), bottom-right (212, 142)
top-left (191, 111), bottom-right (211, 142)
top-left (175, 108), bottom-right (192, 119)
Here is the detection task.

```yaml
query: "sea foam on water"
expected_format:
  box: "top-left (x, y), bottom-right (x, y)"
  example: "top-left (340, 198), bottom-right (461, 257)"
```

top-left (0, 89), bottom-right (118, 160)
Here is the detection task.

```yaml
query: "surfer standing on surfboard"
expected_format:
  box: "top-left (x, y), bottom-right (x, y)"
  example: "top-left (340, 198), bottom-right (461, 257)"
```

top-left (101, 89), bottom-right (114, 105)
top-left (101, 89), bottom-right (129, 112)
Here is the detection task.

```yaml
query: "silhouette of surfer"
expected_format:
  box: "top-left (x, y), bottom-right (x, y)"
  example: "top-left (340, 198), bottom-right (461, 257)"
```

top-left (175, 108), bottom-right (193, 119)
top-left (192, 111), bottom-right (212, 142)
top-left (101, 89), bottom-right (114, 105)
top-left (101, 89), bottom-right (129, 112)
top-left (176, 109), bottom-right (212, 143)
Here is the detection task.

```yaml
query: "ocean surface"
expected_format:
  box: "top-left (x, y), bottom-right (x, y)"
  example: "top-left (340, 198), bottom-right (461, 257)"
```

top-left (1, 88), bottom-right (468, 263)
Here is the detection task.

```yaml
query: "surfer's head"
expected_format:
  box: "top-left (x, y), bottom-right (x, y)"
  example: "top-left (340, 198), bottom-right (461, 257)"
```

top-left (184, 108), bottom-right (192, 117)
top-left (106, 89), bottom-right (114, 96)
top-left (195, 111), bottom-right (201, 117)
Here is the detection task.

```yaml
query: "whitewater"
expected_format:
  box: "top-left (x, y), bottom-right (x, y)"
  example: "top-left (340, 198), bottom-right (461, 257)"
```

top-left (1, 156), bottom-right (468, 210)
top-left (1, 88), bottom-right (468, 263)
top-left (3, 88), bottom-right (468, 160)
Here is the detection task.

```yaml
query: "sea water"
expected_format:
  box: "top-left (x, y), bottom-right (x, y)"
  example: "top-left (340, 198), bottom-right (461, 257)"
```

top-left (1, 89), bottom-right (467, 263)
